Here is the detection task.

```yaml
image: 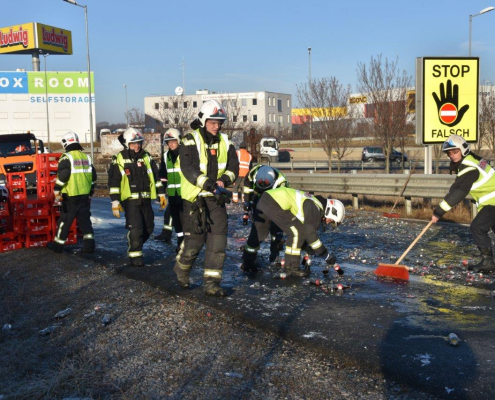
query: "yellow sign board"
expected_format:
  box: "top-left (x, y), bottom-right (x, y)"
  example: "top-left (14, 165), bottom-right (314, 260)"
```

top-left (0, 22), bottom-right (72, 55)
top-left (422, 57), bottom-right (479, 144)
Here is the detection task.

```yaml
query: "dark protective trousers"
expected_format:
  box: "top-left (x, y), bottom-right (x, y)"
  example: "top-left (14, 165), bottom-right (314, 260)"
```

top-left (162, 198), bottom-right (184, 245)
top-left (246, 194), bottom-right (305, 270)
top-left (123, 200), bottom-right (154, 259)
top-left (470, 205), bottom-right (495, 249)
top-left (175, 196), bottom-right (228, 283)
top-left (252, 195), bottom-right (284, 258)
top-left (55, 195), bottom-right (93, 245)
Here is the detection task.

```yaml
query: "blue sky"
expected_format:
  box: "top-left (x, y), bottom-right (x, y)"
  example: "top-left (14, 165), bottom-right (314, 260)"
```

top-left (2, 0), bottom-right (494, 124)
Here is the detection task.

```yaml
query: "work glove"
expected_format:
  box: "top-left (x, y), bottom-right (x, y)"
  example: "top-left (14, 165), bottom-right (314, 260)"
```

top-left (243, 201), bottom-right (253, 212)
top-left (112, 201), bottom-right (124, 218)
top-left (214, 187), bottom-right (232, 205)
top-left (53, 191), bottom-right (63, 204)
top-left (159, 195), bottom-right (168, 210)
top-left (203, 180), bottom-right (218, 192)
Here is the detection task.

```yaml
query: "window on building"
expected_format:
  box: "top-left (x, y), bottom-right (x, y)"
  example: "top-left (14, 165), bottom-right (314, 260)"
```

top-left (174, 118), bottom-right (179, 124)
top-left (164, 102), bottom-right (169, 109)
top-left (233, 115), bottom-right (237, 122)
top-left (165, 119), bottom-right (170, 125)
top-left (243, 115), bottom-right (247, 122)
top-left (231, 100), bottom-right (237, 107)
top-left (287, 99), bottom-right (290, 108)
top-left (183, 101), bottom-right (188, 108)
top-left (278, 99), bottom-right (282, 112)
top-left (173, 102), bottom-right (178, 109)
top-left (287, 114), bottom-right (290, 123)
top-left (252, 99), bottom-right (257, 106)
top-left (154, 103), bottom-right (159, 110)
top-left (268, 114), bottom-right (272, 123)
top-left (253, 115), bottom-right (258, 122)
top-left (242, 99), bottom-right (247, 106)
top-left (278, 115), bottom-right (283, 125)
top-left (193, 101), bottom-right (197, 108)
top-left (268, 97), bottom-right (272, 106)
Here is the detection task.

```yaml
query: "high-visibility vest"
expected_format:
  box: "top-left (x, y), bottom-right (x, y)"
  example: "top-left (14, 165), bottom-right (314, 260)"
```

top-left (267, 187), bottom-right (323, 223)
top-left (439, 154), bottom-right (495, 213)
top-left (110, 152), bottom-right (160, 201)
top-left (180, 129), bottom-right (235, 202)
top-left (236, 148), bottom-right (252, 177)
top-left (164, 150), bottom-right (181, 197)
top-left (57, 150), bottom-right (93, 196)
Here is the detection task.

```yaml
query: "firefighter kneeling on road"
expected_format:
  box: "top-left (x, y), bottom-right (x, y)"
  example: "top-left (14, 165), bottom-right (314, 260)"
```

top-left (173, 99), bottom-right (239, 297)
top-left (432, 134), bottom-right (495, 273)
top-left (242, 187), bottom-right (345, 278)
top-left (48, 131), bottom-right (96, 254)
top-left (243, 165), bottom-right (289, 264)
top-left (155, 128), bottom-right (184, 252)
top-left (108, 128), bottom-right (167, 266)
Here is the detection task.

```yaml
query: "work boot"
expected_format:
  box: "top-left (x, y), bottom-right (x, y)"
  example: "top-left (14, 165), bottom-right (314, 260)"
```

top-left (173, 263), bottom-right (190, 288)
top-left (82, 239), bottom-right (95, 253)
top-left (469, 248), bottom-right (495, 273)
top-left (204, 281), bottom-right (228, 297)
top-left (242, 251), bottom-right (259, 274)
top-left (286, 265), bottom-right (310, 278)
top-left (47, 241), bottom-right (63, 254)
top-left (129, 257), bottom-right (144, 267)
top-left (155, 229), bottom-right (172, 243)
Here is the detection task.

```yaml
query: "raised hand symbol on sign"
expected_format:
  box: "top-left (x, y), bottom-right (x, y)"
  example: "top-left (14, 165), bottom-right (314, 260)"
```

top-left (432, 79), bottom-right (469, 127)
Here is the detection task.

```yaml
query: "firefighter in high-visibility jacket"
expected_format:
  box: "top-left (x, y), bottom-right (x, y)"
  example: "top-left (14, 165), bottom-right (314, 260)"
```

top-left (48, 131), bottom-right (96, 254)
top-left (108, 128), bottom-right (167, 266)
top-left (242, 187), bottom-right (345, 277)
top-left (432, 135), bottom-right (495, 273)
top-left (232, 142), bottom-right (252, 203)
top-left (174, 99), bottom-right (239, 297)
top-left (242, 165), bottom-right (288, 264)
top-left (155, 128), bottom-right (184, 252)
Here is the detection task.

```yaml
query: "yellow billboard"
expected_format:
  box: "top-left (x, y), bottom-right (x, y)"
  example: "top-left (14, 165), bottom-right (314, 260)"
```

top-left (0, 22), bottom-right (72, 55)
top-left (422, 57), bottom-right (479, 144)
top-left (0, 23), bottom-right (36, 54)
top-left (36, 23), bottom-right (72, 55)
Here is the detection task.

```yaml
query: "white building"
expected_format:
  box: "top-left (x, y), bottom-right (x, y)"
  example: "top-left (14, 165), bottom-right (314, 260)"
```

top-left (144, 89), bottom-right (292, 136)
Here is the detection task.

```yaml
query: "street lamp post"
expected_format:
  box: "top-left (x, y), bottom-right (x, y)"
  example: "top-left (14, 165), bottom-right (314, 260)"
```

top-left (63, 0), bottom-right (94, 159)
top-left (123, 84), bottom-right (128, 127)
top-left (41, 51), bottom-right (50, 146)
top-left (469, 6), bottom-right (495, 56)
top-left (308, 47), bottom-right (312, 151)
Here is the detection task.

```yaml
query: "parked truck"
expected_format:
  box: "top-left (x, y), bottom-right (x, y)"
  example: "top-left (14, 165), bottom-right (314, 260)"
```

top-left (246, 129), bottom-right (280, 164)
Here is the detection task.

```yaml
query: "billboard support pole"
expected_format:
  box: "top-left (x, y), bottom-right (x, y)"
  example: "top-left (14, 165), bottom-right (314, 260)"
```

top-left (32, 52), bottom-right (40, 72)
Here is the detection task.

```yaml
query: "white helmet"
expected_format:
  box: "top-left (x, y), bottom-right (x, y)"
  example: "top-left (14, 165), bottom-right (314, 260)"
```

top-left (198, 99), bottom-right (227, 127)
top-left (121, 127), bottom-right (144, 147)
top-left (255, 166), bottom-right (277, 191)
top-left (163, 128), bottom-right (181, 145)
top-left (442, 135), bottom-right (470, 157)
top-left (61, 131), bottom-right (80, 149)
top-left (324, 199), bottom-right (345, 225)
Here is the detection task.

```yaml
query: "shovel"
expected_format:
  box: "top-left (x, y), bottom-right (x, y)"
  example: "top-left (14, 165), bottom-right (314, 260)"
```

top-left (383, 160), bottom-right (418, 218)
top-left (375, 220), bottom-right (434, 281)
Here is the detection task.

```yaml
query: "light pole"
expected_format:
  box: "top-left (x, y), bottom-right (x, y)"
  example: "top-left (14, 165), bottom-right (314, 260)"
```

top-left (123, 84), bottom-right (128, 127)
top-left (40, 51), bottom-right (50, 146)
top-left (308, 47), bottom-right (312, 151)
top-left (63, 0), bottom-right (94, 159)
top-left (469, 6), bottom-right (494, 56)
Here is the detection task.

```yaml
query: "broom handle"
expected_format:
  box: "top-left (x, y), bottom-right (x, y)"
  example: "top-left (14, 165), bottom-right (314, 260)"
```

top-left (389, 160), bottom-right (418, 214)
top-left (395, 220), bottom-right (434, 265)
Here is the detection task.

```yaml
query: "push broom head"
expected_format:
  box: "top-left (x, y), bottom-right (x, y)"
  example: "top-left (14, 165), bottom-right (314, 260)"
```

top-left (375, 263), bottom-right (410, 281)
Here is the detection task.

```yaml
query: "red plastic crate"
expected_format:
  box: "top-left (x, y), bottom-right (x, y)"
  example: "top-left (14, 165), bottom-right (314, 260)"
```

top-left (26, 233), bottom-right (51, 248)
top-left (0, 232), bottom-right (23, 253)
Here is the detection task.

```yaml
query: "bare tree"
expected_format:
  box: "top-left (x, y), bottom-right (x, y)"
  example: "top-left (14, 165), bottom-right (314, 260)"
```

top-left (125, 107), bottom-right (145, 128)
top-left (479, 85), bottom-right (495, 161)
top-left (149, 95), bottom-right (197, 135)
top-left (215, 94), bottom-right (261, 140)
top-left (297, 77), bottom-right (355, 172)
top-left (356, 55), bottom-right (412, 173)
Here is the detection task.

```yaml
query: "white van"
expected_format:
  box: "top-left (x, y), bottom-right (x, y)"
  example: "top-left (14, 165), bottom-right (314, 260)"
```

top-left (100, 129), bottom-right (111, 136)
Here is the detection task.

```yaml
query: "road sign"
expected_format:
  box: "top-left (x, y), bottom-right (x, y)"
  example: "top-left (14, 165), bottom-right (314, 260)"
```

top-left (416, 57), bottom-right (479, 145)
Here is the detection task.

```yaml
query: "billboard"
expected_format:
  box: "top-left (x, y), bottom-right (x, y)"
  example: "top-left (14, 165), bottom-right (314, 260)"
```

top-left (416, 57), bottom-right (479, 145)
top-left (0, 71), bottom-right (95, 143)
top-left (0, 23), bottom-right (72, 55)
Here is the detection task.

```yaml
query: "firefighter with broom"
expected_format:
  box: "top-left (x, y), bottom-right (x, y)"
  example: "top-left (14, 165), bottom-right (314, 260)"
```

top-left (431, 134), bottom-right (495, 273)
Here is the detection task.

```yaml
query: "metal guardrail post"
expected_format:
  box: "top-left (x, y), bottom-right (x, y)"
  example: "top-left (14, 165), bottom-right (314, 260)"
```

top-left (352, 194), bottom-right (359, 210)
top-left (314, 161), bottom-right (317, 172)
top-left (291, 161), bottom-right (294, 172)
top-left (405, 197), bottom-right (412, 216)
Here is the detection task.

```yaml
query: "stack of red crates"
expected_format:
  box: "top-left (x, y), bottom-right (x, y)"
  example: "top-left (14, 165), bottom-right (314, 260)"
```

top-left (0, 153), bottom-right (78, 252)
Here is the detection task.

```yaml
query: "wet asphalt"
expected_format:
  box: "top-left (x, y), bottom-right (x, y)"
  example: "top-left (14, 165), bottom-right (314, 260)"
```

top-left (82, 197), bottom-right (495, 399)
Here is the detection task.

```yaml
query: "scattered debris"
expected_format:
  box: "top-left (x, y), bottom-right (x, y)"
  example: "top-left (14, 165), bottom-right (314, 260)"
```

top-left (53, 308), bottom-right (72, 319)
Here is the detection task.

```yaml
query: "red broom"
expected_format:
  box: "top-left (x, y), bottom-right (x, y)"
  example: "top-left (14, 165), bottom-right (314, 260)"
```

top-left (375, 220), bottom-right (434, 281)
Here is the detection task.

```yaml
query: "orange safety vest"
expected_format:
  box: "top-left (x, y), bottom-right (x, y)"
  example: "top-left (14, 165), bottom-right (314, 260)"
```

top-left (236, 148), bottom-right (252, 177)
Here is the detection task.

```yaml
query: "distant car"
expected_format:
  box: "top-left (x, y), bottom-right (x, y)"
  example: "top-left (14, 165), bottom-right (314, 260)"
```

top-left (361, 146), bottom-right (408, 163)
top-left (278, 150), bottom-right (292, 162)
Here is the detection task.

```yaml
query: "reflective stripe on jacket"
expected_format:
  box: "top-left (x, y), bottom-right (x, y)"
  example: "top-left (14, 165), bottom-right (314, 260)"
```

top-left (267, 187), bottom-right (323, 223)
top-left (236, 148), bottom-right (252, 177)
top-left (164, 150), bottom-right (181, 197)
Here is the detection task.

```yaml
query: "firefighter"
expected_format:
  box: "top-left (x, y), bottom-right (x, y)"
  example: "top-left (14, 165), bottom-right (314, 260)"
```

top-left (48, 131), bottom-right (96, 254)
top-left (432, 134), bottom-right (495, 273)
top-left (174, 99), bottom-right (239, 297)
top-left (243, 165), bottom-right (288, 263)
top-left (232, 142), bottom-right (252, 203)
top-left (155, 128), bottom-right (184, 251)
top-left (242, 187), bottom-right (345, 277)
top-left (108, 128), bottom-right (167, 266)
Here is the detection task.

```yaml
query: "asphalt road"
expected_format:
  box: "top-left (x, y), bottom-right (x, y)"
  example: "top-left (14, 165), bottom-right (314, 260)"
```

top-left (83, 197), bottom-right (495, 399)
